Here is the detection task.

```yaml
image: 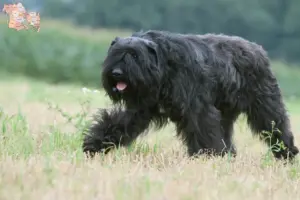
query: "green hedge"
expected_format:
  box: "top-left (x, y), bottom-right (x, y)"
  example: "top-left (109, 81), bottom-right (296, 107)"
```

top-left (0, 19), bottom-right (299, 98)
top-left (0, 19), bottom-right (130, 88)
top-left (270, 62), bottom-right (300, 98)
top-left (44, 0), bottom-right (300, 63)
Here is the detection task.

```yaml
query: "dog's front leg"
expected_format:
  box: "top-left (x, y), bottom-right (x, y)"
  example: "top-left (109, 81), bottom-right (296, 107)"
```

top-left (175, 105), bottom-right (227, 158)
top-left (82, 107), bottom-right (153, 157)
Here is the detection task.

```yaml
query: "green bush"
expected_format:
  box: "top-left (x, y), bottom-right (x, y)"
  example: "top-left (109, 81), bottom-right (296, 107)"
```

top-left (271, 62), bottom-right (300, 98)
top-left (0, 19), bottom-right (299, 98)
top-left (0, 19), bottom-right (130, 88)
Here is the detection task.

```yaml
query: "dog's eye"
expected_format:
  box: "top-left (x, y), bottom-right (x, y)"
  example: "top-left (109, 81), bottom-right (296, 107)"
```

top-left (131, 52), bottom-right (137, 59)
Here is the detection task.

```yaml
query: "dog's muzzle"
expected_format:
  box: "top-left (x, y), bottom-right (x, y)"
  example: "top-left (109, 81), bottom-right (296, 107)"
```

top-left (110, 68), bottom-right (127, 92)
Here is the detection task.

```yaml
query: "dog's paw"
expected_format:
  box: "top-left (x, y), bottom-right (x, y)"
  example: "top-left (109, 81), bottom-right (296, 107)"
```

top-left (82, 134), bottom-right (117, 158)
top-left (273, 145), bottom-right (299, 162)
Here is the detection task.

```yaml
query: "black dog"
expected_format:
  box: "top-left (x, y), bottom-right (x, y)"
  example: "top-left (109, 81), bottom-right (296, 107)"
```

top-left (82, 30), bottom-right (299, 160)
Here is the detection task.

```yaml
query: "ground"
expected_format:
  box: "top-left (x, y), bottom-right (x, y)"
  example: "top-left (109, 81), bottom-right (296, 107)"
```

top-left (0, 75), bottom-right (300, 200)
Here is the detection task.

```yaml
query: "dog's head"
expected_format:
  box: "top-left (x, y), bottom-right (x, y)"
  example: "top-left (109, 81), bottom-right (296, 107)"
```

top-left (101, 36), bottom-right (163, 106)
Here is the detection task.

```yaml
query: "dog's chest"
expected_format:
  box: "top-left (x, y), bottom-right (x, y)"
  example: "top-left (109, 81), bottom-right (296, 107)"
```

top-left (158, 103), bottom-right (183, 122)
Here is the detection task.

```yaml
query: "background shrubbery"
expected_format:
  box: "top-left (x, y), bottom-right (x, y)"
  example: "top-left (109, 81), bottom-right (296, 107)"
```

top-left (0, 15), bottom-right (300, 98)
top-left (0, 17), bottom-right (130, 87)
top-left (42, 0), bottom-right (300, 63)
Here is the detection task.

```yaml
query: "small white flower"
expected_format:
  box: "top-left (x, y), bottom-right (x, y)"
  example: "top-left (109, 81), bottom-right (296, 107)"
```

top-left (82, 87), bottom-right (91, 94)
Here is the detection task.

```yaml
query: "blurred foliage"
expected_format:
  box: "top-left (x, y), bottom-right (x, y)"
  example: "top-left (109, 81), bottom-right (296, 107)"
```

top-left (0, 16), bottom-right (299, 98)
top-left (39, 0), bottom-right (300, 63)
top-left (0, 18), bottom-right (130, 88)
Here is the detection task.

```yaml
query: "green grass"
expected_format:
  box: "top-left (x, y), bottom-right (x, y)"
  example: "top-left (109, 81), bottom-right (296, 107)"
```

top-left (0, 76), bottom-right (300, 200)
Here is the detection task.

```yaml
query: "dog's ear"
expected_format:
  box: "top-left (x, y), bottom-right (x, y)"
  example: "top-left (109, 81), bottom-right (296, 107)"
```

top-left (145, 41), bottom-right (157, 52)
top-left (145, 41), bottom-right (159, 65)
top-left (110, 37), bottom-right (120, 46)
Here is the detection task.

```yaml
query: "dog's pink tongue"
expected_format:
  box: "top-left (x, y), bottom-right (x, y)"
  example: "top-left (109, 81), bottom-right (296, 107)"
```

top-left (116, 82), bottom-right (127, 91)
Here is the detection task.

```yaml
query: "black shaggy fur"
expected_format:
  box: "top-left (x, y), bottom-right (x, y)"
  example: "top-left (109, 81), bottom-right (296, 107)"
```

top-left (82, 30), bottom-right (299, 160)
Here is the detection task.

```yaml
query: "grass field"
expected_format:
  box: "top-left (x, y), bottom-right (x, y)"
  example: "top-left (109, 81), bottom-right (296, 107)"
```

top-left (1, 75), bottom-right (300, 200)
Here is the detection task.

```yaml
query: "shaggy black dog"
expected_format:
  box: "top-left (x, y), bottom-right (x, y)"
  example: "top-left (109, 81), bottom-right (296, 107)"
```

top-left (82, 30), bottom-right (299, 160)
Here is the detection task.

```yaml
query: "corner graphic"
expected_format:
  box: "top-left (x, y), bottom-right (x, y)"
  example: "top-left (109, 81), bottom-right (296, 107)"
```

top-left (2, 2), bottom-right (40, 32)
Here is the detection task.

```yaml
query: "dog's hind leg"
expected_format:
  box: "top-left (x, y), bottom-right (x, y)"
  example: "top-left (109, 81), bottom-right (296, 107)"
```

top-left (175, 105), bottom-right (228, 157)
top-left (82, 107), bottom-right (154, 157)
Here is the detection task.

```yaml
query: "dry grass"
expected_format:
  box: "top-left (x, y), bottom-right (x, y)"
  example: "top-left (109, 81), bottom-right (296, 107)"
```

top-left (0, 76), bottom-right (300, 200)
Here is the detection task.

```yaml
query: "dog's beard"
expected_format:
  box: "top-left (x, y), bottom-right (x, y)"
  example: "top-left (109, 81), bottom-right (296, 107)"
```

top-left (102, 62), bottom-right (163, 105)
top-left (109, 73), bottom-right (130, 93)
top-left (102, 66), bottom-right (130, 95)
top-left (101, 69), bottom-right (133, 103)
